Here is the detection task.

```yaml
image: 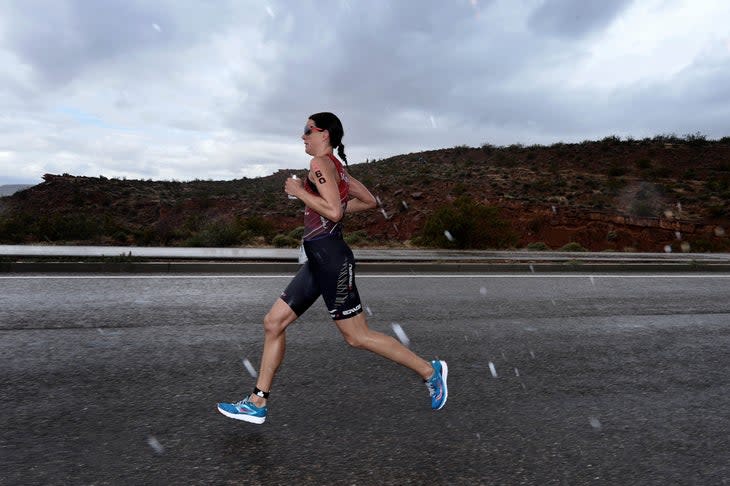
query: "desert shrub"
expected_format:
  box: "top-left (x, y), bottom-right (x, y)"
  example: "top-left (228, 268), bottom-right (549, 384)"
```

top-left (288, 226), bottom-right (304, 240)
top-left (184, 220), bottom-right (239, 247)
top-left (272, 234), bottom-right (299, 248)
top-left (453, 145), bottom-right (470, 155)
top-left (481, 143), bottom-right (495, 154)
top-left (707, 205), bottom-right (728, 218)
top-left (0, 212), bottom-right (34, 242)
top-left (560, 242), bottom-right (587, 252)
top-left (683, 132), bottom-right (707, 146)
top-left (689, 237), bottom-right (730, 252)
top-left (451, 182), bottom-right (468, 196)
top-left (35, 213), bottom-right (102, 241)
top-left (239, 216), bottom-right (276, 241)
top-left (182, 233), bottom-right (207, 247)
top-left (630, 201), bottom-right (657, 218)
top-left (345, 230), bottom-right (369, 246)
top-left (527, 215), bottom-right (549, 233)
top-left (652, 133), bottom-right (681, 143)
top-left (649, 166), bottom-right (672, 178)
top-left (527, 242), bottom-right (549, 251)
top-left (606, 178), bottom-right (627, 193)
top-left (417, 196), bottom-right (517, 249)
top-left (608, 166), bottom-right (627, 177)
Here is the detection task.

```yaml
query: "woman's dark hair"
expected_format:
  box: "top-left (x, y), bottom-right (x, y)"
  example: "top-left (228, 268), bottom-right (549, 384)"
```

top-left (310, 112), bottom-right (348, 166)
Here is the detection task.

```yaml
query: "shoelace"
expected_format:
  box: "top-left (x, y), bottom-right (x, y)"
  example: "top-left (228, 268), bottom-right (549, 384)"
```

top-left (235, 397), bottom-right (252, 408)
top-left (236, 397), bottom-right (265, 411)
top-left (425, 379), bottom-right (437, 397)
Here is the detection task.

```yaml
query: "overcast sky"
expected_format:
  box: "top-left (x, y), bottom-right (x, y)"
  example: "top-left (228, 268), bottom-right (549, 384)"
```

top-left (1, 0), bottom-right (729, 185)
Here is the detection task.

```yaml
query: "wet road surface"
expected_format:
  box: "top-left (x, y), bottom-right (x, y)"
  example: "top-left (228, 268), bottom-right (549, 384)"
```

top-left (1, 272), bottom-right (729, 485)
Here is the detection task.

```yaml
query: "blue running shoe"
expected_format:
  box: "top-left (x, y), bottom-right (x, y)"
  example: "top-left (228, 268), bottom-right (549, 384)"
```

top-left (425, 360), bottom-right (448, 410)
top-left (217, 397), bottom-right (267, 424)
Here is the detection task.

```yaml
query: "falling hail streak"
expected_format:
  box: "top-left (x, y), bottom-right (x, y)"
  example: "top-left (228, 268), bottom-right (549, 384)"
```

top-left (242, 358), bottom-right (258, 378)
top-left (391, 323), bottom-right (410, 347)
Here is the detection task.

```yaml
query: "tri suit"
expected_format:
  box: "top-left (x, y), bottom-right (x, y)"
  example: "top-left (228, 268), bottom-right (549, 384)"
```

top-left (279, 154), bottom-right (363, 321)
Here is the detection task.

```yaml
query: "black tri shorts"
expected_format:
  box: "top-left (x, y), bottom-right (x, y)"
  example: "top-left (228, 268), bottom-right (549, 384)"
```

top-left (280, 235), bottom-right (363, 321)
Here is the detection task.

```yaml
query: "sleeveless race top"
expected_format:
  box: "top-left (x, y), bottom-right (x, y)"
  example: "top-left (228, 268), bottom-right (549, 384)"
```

top-left (302, 153), bottom-right (349, 241)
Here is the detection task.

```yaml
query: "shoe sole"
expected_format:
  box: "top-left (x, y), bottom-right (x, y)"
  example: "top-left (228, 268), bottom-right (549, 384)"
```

top-left (435, 360), bottom-right (448, 410)
top-left (217, 405), bottom-right (266, 424)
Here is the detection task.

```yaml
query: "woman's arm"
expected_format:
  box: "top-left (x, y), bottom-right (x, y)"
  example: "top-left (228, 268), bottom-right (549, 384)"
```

top-left (345, 173), bottom-right (377, 214)
top-left (285, 156), bottom-right (344, 222)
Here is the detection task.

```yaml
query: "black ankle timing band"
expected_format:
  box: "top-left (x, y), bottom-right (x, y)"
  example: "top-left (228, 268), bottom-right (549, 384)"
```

top-left (253, 387), bottom-right (270, 399)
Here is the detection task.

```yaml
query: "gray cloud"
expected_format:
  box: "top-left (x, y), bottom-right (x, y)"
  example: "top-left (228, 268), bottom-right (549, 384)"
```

top-left (1, 0), bottom-right (729, 185)
top-left (527, 0), bottom-right (634, 38)
top-left (5, 1), bottom-right (173, 86)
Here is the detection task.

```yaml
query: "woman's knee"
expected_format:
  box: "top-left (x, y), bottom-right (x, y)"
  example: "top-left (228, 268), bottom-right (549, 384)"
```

top-left (343, 333), bottom-right (364, 349)
top-left (263, 310), bottom-right (288, 336)
top-left (341, 328), bottom-right (370, 349)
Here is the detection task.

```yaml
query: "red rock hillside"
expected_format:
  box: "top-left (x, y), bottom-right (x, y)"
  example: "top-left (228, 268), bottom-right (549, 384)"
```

top-left (1, 135), bottom-right (728, 252)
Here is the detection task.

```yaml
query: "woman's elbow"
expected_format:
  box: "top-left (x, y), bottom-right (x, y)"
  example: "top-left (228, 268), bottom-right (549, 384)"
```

top-left (330, 207), bottom-right (345, 222)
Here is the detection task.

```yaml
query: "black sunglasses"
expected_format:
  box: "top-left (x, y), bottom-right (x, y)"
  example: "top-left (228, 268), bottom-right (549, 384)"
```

top-left (303, 125), bottom-right (325, 136)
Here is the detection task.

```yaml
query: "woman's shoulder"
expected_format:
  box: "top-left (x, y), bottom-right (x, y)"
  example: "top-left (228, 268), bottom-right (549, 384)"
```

top-left (309, 155), bottom-right (335, 171)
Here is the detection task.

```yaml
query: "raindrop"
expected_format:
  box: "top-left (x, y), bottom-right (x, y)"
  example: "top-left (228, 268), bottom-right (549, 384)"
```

top-left (664, 245), bottom-right (672, 253)
top-left (242, 358), bottom-right (257, 378)
top-left (488, 361), bottom-right (498, 378)
top-left (529, 264), bottom-right (535, 273)
top-left (147, 436), bottom-right (164, 454)
top-left (715, 226), bottom-right (726, 237)
top-left (529, 350), bottom-right (536, 359)
top-left (391, 323), bottom-right (410, 347)
top-left (444, 230), bottom-right (455, 242)
top-left (675, 231), bottom-right (682, 240)
top-left (479, 287), bottom-right (487, 296)
top-left (152, 23), bottom-right (162, 32)
top-left (514, 368), bottom-right (520, 377)
top-left (589, 417), bottom-right (602, 430)
top-left (680, 241), bottom-right (691, 252)
top-left (265, 6), bottom-right (275, 18)
top-left (365, 306), bottom-right (373, 316)
top-left (589, 276), bottom-right (595, 286)
top-left (401, 200), bottom-right (409, 210)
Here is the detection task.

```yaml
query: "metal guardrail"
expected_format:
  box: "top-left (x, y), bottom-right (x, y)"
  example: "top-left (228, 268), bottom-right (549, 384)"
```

top-left (1, 245), bottom-right (729, 263)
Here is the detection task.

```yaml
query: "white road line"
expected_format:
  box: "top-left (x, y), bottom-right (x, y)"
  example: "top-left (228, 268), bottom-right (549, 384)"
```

top-left (1, 274), bottom-right (729, 280)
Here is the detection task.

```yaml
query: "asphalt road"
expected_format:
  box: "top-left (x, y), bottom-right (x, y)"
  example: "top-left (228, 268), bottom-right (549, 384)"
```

top-left (1, 272), bottom-right (730, 485)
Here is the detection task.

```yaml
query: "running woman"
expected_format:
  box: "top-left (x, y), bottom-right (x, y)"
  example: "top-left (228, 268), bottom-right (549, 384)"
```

top-left (217, 112), bottom-right (447, 424)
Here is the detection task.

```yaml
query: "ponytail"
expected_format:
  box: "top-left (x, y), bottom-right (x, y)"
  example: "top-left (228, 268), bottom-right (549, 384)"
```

top-left (337, 143), bottom-right (348, 167)
top-left (309, 112), bottom-right (348, 166)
